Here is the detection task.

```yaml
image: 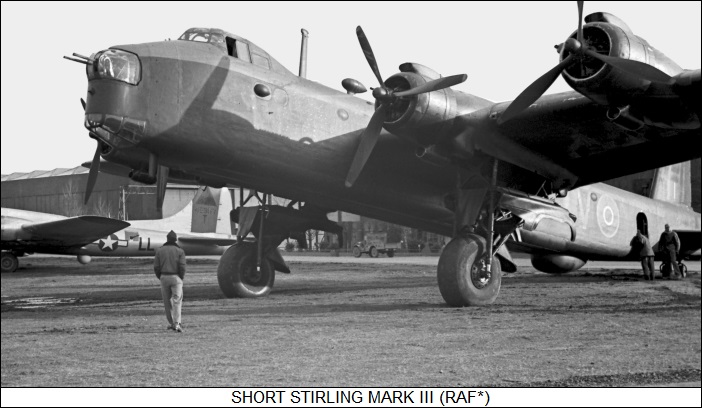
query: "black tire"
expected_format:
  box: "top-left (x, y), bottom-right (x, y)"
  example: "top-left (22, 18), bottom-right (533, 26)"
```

top-left (660, 262), bottom-right (671, 278)
top-left (1, 252), bottom-right (19, 273)
top-left (387, 250), bottom-right (395, 258)
top-left (437, 234), bottom-right (502, 306)
top-left (369, 246), bottom-right (379, 258)
top-left (352, 246), bottom-right (362, 258)
top-left (217, 243), bottom-right (275, 298)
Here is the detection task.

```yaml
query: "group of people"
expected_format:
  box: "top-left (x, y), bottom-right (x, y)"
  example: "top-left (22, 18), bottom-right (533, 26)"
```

top-left (630, 224), bottom-right (685, 281)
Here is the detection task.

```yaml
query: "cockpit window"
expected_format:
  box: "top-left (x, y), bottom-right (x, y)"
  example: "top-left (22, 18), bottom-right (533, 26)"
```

top-left (226, 37), bottom-right (251, 63)
top-left (178, 28), bottom-right (224, 45)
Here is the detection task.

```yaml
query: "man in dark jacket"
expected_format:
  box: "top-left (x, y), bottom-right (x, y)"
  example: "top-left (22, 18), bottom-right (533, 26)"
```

top-left (154, 230), bottom-right (186, 332)
top-left (659, 224), bottom-right (683, 280)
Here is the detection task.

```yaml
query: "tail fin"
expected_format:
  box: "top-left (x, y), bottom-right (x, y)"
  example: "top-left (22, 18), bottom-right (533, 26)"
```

top-left (128, 187), bottom-right (233, 234)
top-left (190, 187), bottom-right (233, 234)
top-left (650, 161), bottom-right (691, 207)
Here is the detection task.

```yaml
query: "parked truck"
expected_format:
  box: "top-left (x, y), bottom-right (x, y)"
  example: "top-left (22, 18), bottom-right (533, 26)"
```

top-left (352, 232), bottom-right (401, 258)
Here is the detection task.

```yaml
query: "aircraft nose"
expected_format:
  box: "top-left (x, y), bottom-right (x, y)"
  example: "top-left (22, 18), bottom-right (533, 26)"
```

top-left (83, 41), bottom-right (181, 148)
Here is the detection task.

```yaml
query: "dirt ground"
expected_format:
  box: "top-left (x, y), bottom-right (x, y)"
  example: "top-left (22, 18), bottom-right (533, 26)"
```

top-left (1, 255), bottom-right (700, 387)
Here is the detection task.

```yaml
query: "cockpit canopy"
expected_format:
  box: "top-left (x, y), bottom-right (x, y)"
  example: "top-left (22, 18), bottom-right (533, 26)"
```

top-left (178, 28), bottom-right (225, 45)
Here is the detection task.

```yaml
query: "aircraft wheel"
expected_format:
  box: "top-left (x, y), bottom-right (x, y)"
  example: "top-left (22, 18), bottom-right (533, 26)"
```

top-left (1, 252), bottom-right (19, 273)
top-left (437, 234), bottom-right (502, 306)
top-left (352, 246), bottom-right (362, 258)
top-left (387, 250), bottom-right (395, 258)
top-left (369, 246), bottom-right (379, 258)
top-left (217, 243), bottom-right (275, 298)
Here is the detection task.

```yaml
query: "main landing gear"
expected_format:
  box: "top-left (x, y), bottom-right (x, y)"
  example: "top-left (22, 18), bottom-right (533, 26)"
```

top-left (217, 242), bottom-right (275, 297)
top-left (437, 160), bottom-right (521, 306)
top-left (216, 190), bottom-right (343, 298)
top-left (1, 252), bottom-right (19, 273)
top-left (438, 234), bottom-right (502, 306)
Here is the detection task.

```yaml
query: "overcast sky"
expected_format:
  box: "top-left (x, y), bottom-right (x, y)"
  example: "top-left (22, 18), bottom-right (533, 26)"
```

top-left (1, 1), bottom-right (700, 174)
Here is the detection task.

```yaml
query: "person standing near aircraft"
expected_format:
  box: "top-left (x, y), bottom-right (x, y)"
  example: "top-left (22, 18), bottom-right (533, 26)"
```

top-left (630, 230), bottom-right (655, 281)
top-left (154, 231), bottom-right (186, 332)
top-left (658, 224), bottom-right (683, 280)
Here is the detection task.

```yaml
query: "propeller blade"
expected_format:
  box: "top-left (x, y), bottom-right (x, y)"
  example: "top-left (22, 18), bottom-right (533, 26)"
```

top-left (583, 49), bottom-right (674, 84)
top-left (156, 165), bottom-right (169, 212)
top-left (84, 141), bottom-right (102, 204)
top-left (498, 54), bottom-right (576, 124)
top-left (356, 26), bottom-right (385, 87)
top-left (577, 1), bottom-right (584, 45)
top-left (80, 98), bottom-right (86, 111)
top-left (395, 74), bottom-right (468, 98)
top-left (345, 104), bottom-right (388, 187)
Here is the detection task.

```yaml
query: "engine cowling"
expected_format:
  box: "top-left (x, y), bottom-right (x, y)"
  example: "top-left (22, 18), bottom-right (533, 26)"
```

top-left (380, 64), bottom-right (459, 147)
top-left (560, 20), bottom-right (682, 107)
top-left (531, 253), bottom-right (586, 274)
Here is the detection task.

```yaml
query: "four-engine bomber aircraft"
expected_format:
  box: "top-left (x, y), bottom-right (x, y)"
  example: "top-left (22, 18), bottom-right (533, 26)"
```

top-left (66, 2), bottom-right (701, 305)
top-left (1, 187), bottom-right (235, 272)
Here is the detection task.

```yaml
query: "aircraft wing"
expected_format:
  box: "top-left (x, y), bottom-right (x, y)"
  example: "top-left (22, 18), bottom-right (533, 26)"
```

top-left (456, 91), bottom-right (699, 190)
top-left (177, 236), bottom-right (237, 246)
top-left (20, 216), bottom-right (130, 247)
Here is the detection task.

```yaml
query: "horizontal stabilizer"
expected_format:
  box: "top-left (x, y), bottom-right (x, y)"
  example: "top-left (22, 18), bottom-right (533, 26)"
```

top-left (178, 236), bottom-right (237, 246)
top-left (22, 216), bottom-right (130, 246)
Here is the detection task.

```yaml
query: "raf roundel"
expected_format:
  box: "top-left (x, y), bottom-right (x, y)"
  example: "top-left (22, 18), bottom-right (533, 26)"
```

top-left (596, 194), bottom-right (620, 238)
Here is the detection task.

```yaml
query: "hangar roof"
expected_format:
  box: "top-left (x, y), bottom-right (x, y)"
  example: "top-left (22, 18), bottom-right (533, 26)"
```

top-left (1, 166), bottom-right (88, 181)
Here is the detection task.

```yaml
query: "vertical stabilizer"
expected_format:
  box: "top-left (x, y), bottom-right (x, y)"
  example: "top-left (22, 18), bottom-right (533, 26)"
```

top-left (650, 162), bottom-right (691, 207)
top-left (191, 187), bottom-right (233, 234)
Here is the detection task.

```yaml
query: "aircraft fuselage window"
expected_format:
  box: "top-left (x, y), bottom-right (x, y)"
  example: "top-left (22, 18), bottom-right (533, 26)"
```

top-left (226, 37), bottom-right (251, 63)
top-left (251, 53), bottom-right (270, 69)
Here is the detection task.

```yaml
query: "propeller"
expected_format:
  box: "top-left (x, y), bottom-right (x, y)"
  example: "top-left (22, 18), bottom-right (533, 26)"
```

top-left (85, 134), bottom-right (103, 204)
top-left (345, 26), bottom-right (467, 187)
top-left (80, 98), bottom-right (102, 204)
top-left (498, 1), bottom-right (674, 125)
top-left (156, 165), bottom-right (169, 212)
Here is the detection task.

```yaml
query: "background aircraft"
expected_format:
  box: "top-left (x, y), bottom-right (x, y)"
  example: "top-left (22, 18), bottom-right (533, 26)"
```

top-left (1, 187), bottom-right (235, 272)
top-left (67, 2), bottom-right (700, 305)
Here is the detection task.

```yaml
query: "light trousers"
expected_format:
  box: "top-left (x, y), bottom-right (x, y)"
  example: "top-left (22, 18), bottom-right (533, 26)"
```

top-left (160, 275), bottom-right (183, 325)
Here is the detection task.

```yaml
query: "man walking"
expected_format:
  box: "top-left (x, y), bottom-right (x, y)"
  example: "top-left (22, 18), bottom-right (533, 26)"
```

top-left (154, 230), bottom-right (186, 332)
top-left (658, 224), bottom-right (683, 279)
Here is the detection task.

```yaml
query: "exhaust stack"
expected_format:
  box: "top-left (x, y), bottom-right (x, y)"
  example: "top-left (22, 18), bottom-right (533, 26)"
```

top-left (299, 29), bottom-right (309, 78)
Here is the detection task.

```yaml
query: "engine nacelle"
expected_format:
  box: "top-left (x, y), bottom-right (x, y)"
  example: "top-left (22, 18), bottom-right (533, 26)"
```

top-left (560, 18), bottom-right (682, 107)
top-left (531, 253), bottom-right (586, 274)
top-left (77, 255), bottom-right (92, 265)
top-left (381, 64), bottom-right (459, 147)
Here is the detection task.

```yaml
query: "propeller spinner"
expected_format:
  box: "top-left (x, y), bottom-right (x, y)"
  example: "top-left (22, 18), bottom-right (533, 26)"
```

top-left (345, 26), bottom-right (467, 188)
top-left (498, 1), bottom-right (674, 125)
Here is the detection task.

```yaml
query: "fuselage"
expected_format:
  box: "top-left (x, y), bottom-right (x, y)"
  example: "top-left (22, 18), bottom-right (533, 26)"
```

top-left (82, 28), bottom-right (700, 266)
